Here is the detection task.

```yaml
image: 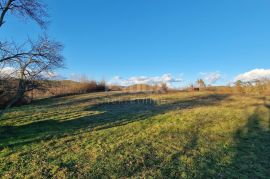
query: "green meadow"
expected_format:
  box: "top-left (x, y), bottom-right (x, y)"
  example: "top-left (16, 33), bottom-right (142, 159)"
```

top-left (0, 91), bottom-right (270, 178)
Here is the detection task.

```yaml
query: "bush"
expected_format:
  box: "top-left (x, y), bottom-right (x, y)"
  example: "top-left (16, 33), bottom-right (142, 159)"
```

top-left (0, 79), bottom-right (108, 108)
top-left (48, 80), bottom-right (107, 97)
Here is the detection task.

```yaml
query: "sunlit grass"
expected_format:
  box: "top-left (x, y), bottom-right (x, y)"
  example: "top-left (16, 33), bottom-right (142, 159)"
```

top-left (0, 91), bottom-right (269, 178)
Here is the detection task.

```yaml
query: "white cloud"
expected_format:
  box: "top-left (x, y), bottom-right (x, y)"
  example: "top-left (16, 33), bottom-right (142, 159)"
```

top-left (0, 67), bottom-right (18, 78)
top-left (200, 72), bottom-right (222, 84)
top-left (234, 69), bottom-right (270, 82)
top-left (0, 66), bottom-right (60, 79)
top-left (40, 71), bottom-right (60, 79)
top-left (109, 74), bottom-right (182, 87)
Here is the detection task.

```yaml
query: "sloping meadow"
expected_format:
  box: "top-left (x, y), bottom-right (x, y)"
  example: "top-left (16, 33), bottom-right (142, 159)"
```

top-left (0, 91), bottom-right (270, 178)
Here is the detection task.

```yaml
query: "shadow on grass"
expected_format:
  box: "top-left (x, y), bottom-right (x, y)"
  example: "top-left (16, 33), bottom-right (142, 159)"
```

top-left (1, 92), bottom-right (126, 121)
top-left (31, 91), bottom-right (126, 108)
top-left (160, 104), bottom-right (270, 178)
top-left (158, 112), bottom-right (234, 178)
top-left (0, 94), bottom-right (229, 149)
top-left (227, 106), bottom-right (270, 178)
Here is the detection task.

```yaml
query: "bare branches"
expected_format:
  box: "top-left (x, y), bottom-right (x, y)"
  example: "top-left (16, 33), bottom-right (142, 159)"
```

top-left (0, 36), bottom-right (64, 117)
top-left (1, 36), bottom-right (64, 81)
top-left (1, 36), bottom-right (64, 74)
top-left (0, 0), bottom-right (48, 28)
top-left (0, 40), bottom-right (33, 67)
top-left (0, 0), bottom-right (50, 68)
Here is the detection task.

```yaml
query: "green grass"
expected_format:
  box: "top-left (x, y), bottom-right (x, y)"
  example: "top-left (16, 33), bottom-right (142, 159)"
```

top-left (0, 91), bottom-right (270, 178)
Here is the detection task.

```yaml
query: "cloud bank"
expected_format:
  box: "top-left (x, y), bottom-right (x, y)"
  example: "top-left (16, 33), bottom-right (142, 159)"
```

top-left (200, 72), bottom-right (222, 84)
top-left (0, 67), bottom-right (59, 79)
top-left (0, 67), bottom-right (17, 77)
top-left (109, 74), bottom-right (182, 87)
top-left (234, 69), bottom-right (270, 82)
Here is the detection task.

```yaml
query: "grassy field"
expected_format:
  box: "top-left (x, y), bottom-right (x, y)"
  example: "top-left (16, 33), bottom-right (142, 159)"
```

top-left (0, 91), bottom-right (270, 178)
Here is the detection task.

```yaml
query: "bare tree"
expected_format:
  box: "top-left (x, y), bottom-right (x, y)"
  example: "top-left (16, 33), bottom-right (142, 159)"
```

top-left (196, 79), bottom-right (206, 89)
top-left (0, 0), bottom-right (65, 118)
top-left (0, 0), bottom-right (48, 28)
top-left (0, 35), bottom-right (64, 117)
top-left (235, 80), bottom-right (244, 94)
top-left (160, 82), bottom-right (168, 93)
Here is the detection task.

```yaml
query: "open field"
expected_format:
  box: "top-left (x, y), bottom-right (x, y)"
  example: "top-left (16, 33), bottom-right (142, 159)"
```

top-left (0, 91), bottom-right (270, 178)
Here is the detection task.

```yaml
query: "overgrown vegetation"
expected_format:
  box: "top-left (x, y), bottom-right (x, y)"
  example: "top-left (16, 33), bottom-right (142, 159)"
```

top-left (0, 79), bottom-right (107, 108)
top-left (0, 91), bottom-right (269, 178)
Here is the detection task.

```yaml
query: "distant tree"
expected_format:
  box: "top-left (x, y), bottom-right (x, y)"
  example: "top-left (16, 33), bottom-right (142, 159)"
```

top-left (196, 79), bottom-right (206, 89)
top-left (78, 74), bottom-right (90, 83)
top-left (235, 80), bottom-right (244, 94)
top-left (254, 79), bottom-right (268, 95)
top-left (97, 80), bottom-right (106, 92)
top-left (160, 82), bottom-right (168, 93)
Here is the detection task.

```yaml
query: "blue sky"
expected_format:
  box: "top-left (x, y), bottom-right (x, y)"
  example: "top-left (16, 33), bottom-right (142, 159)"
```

top-left (2, 0), bottom-right (270, 87)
